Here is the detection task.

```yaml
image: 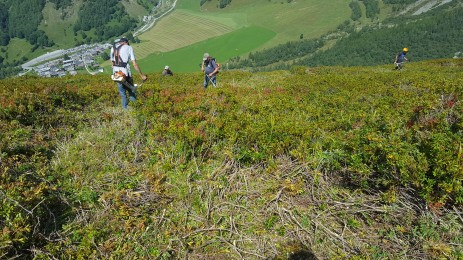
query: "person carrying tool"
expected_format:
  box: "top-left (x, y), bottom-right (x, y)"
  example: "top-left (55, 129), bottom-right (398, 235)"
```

top-left (201, 53), bottom-right (220, 88)
top-left (394, 47), bottom-right (409, 70)
top-left (110, 37), bottom-right (147, 109)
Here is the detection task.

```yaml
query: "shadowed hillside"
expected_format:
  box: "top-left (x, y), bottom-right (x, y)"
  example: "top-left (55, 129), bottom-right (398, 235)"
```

top-left (1, 59), bottom-right (462, 258)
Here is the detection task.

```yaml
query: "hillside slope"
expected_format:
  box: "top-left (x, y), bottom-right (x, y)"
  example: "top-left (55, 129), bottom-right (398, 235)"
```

top-left (1, 59), bottom-right (462, 258)
top-left (119, 0), bottom-right (463, 73)
top-left (0, 0), bottom-right (156, 63)
top-left (225, 0), bottom-right (463, 71)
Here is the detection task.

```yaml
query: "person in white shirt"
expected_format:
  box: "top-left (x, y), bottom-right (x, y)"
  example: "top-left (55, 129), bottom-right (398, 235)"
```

top-left (110, 37), bottom-right (147, 109)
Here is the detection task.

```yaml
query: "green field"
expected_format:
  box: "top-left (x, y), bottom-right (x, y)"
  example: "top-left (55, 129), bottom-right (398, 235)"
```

top-left (206, 0), bottom-right (352, 46)
top-left (38, 1), bottom-right (83, 48)
top-left (3, 39), bottom-right (33, 62)
top-left (136, 9), bottom-right (238, 58)
top-left (137, 25), bottom-right (275, 73)
top-left (142, 0), bottom-right (351, 50)
top-left (123, 0), bottom-right (351, 73)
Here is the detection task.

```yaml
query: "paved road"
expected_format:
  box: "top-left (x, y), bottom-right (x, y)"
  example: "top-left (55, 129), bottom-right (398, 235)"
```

top-left (21, 49), bottom-right (66, 70)
top-left (134, 0), bottom-right (177, 36)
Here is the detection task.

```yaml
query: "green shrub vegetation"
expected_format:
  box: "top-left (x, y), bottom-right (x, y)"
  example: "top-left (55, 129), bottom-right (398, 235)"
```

top-left (361, 0), bottom-right (381, 19)
top-left (1, 59), bottom-right (462, 258)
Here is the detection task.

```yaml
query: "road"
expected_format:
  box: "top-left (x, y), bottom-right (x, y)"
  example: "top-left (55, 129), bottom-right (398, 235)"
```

top-left (134, 0), bottom-right (177, 36)
top-left (21, 49), bottom-right (66, 70)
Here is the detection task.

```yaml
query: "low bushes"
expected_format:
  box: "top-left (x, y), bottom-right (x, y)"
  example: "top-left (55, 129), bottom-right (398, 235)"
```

top-left (1, 60), bottom-right (462, 258)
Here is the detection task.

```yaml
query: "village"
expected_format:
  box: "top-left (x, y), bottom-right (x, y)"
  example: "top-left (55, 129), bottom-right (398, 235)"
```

top-left (19, 0), bottom-right (175, 78)
top-left (27, 43), bottom-right (112, 78)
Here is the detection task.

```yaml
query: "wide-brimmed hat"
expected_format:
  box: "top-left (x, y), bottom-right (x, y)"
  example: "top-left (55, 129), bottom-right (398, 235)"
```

top-left (203, 53), bottom-right (210, 61)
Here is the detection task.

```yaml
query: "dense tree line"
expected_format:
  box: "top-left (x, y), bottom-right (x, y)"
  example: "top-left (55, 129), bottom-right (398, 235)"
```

top-left (219, 0), bottom-right (232, 9)
top-left (361, 0), bottom-right (380, 19)
top-left (300, 4), bottom-right (463, 67)
top-left (228, 38), bottom-right (324, 69)
top-left (8, 0), bottom-right (45, 39)
top-left (0, 61), bottom-right (22, 79)
top-left (0, 2), bottom-right (9, 46)
top-left (49, 0), bottom-right (72, 9)
top-left (349, 1), bottom-right (362, 21)
top-left (200, 0), bottom-right (232, 8)
top-left (6, 0), bottom-right (52, 47)
top-left (73, 0), bottom-right (138, 42)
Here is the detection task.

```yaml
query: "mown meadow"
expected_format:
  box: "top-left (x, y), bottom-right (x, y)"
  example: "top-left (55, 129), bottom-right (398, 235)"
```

top-left (1, 59), bottom-right (462, 258)
top-left (103, 0), bottom-right (351, 73)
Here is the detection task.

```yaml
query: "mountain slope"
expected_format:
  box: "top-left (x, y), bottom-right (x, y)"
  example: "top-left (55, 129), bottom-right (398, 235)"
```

top-left (1, 59), bottom-right (462, 258)
top-left (304, 0), bottom-right (463, 66)
top-left (0, 0), bottom-right (155, 62)
top-left (1, 0), bottom-right (462, 78)
top-left (118, 0), bottom-right (463, 73)
top-left (224, 0), bottom-right (463, 71)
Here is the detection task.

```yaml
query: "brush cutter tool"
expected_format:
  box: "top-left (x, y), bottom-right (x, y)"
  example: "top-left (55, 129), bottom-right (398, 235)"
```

top-left (111, 70), bottom-right (127, 82)
top-left (111, 70), bottom-right (146, 93)
top-left (206, 74), bottom-right (217, 88)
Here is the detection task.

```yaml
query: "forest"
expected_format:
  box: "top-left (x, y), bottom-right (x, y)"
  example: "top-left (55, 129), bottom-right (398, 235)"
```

top-left (227, 38), bottom-right (324, 70)
top-left (1, 0), bottom-right (52, 48)
top-left (73, 0), bottom-right (138, 42)
top-left (228, 1), bottom-right (463, 71)
top-left (302, 2), bottom-right (463, 67)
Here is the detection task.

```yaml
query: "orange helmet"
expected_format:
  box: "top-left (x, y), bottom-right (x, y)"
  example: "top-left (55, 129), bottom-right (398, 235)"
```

top-left (403, 47), bottom-right (409, 52)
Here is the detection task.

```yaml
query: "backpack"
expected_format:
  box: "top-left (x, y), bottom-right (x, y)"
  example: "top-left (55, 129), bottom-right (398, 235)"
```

top-left (112, 44), bottom-right (128, 68)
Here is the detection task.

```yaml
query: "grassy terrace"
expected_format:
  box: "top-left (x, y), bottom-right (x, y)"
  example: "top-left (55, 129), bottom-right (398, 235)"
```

top-left (101, 0), bottom-right (352, 73)
top-left (136, 10), bottom-right (237, 57)
top-left (1, 59), bottom-right (462, 258)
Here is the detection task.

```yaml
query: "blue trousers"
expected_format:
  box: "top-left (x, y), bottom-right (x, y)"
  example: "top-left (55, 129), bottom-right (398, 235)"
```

top-left (117, 80), bottom-right (136, 109)
top-left (204, 74), bottom-right (217, 88)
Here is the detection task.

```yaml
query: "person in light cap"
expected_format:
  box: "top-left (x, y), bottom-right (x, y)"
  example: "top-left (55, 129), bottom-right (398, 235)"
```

top-left (201, 52), bottom-right (219, 88)
top-left (162, 65), bottom-right (173, 76)
top-left (110, 36), bottom-right (147, 109)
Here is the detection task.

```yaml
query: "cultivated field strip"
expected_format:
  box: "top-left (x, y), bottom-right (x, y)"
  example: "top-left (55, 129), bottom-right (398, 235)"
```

top-left (135, 11), bottom-right (235, 58)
